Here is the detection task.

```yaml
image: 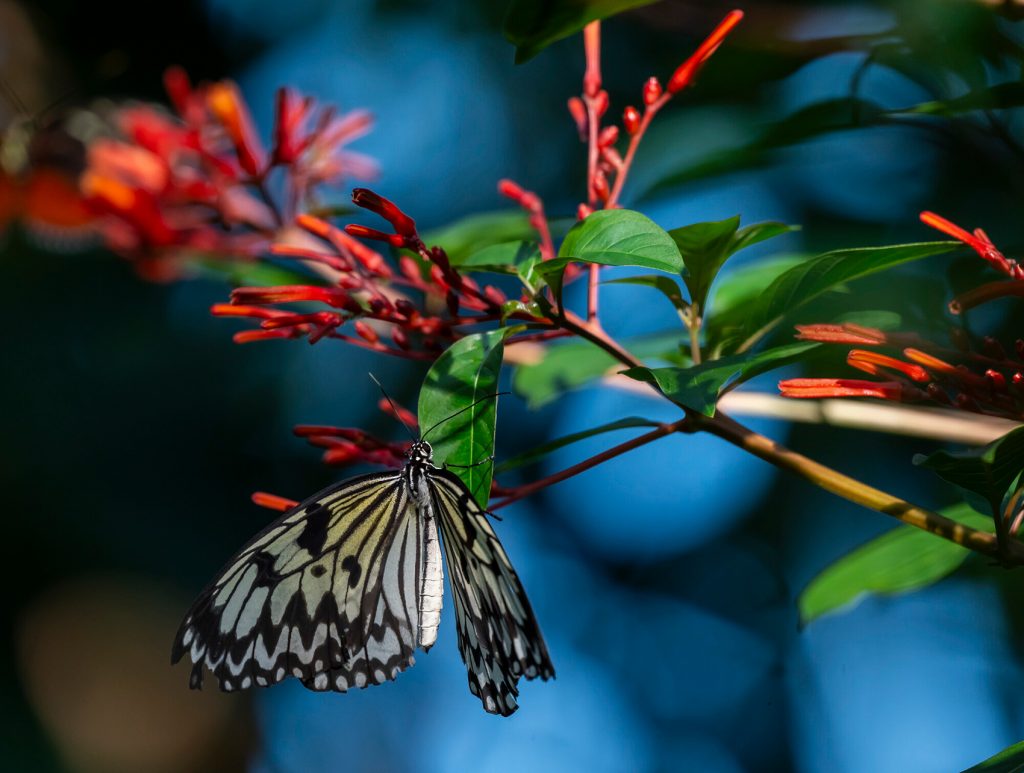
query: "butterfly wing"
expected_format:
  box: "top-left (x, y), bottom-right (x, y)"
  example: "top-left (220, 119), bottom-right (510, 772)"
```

top-left (428, 468), bottom-right (554, 716)
top-left (172, 471), bottom-right (427, 693)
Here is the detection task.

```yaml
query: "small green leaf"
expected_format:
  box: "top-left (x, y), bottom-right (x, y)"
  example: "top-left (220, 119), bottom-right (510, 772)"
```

top-left (736, 241), bottom-right (958, 351)
top-left (558, 209), bottom-right (684, 273)
top-left (961, 738), bottom-right (1024, 773)
top-left (495, 417), bottom-right (660, 474)
top-left (798, 503), bottom-right (992, 626)
top-left (671, 217), bottom-right (798, 314)
top-left (418, 329), bottom-right (515, 506)
top-left (194, 258), bottom-right (316, 288)
top-left (671, 216), bottom-right (740, 308)
top-left (621, 342), bottom-right (818, 416)
top-left (604, 274), bottom-right (688, 314)
top-left (421, 211), bottom-right (533, 264)
top-left (503, 0), bottom-right (660, 64)
top-left (896, 82), bottom-right (1024, 118)
top-left (458, 241), bottom-right (544, 278)
top-left (513, 330), bottom-right (686, 408)
top-left (914, 426), bottom-right (1024, 516)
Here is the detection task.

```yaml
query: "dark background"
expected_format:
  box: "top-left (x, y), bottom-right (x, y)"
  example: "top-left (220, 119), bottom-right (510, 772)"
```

top-left (5, 0), bottom-right (1024, 770)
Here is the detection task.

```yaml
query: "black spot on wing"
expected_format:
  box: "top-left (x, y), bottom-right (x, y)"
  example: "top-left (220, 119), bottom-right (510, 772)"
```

top-left (296, 503), bottom-right (331, 555)
top-left (341, 555), bottom-right (362, 588)
top-left (310, 564), bottom-right (327, 578)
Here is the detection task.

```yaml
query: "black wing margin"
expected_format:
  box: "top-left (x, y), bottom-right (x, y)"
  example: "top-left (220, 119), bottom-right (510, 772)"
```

top-left (429, 468), bottom-right (554, 716)
top-left (171, 471), bottom-right (423, 695)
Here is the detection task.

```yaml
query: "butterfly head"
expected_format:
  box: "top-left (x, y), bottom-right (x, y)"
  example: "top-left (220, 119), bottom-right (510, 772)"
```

top-left (407, 439), bottom-right (433, 466)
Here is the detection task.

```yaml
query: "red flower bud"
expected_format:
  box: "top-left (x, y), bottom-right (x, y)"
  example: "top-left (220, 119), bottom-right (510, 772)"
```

top-left (392, 326), bottom-right (410, 350)
top-left (667, 10), bottom-right (744, 94)
top-left (567, 97), bottom-right (588, 139)
top-left (643, 77), bottom-right (662, 105)
top-left (598, 125), bottom-right (619, 148)
top-left (623, 106), bottom-right (641, 135)
top-left (577, 203), bottom-right (593, 220)
top-left (353, 320), bottom-right (379, 343)
top-left (593, 90), bottom-right (609, 117)
top-left (351, 188), bottom-right (417, 237)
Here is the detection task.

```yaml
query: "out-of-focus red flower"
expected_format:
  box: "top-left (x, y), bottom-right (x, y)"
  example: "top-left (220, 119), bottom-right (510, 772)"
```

top-left (81, 68), bottom-right (376, 280)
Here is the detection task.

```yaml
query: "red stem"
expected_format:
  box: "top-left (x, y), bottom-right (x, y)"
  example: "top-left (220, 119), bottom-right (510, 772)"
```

top-left (492, 418), bottom-right (690, 510)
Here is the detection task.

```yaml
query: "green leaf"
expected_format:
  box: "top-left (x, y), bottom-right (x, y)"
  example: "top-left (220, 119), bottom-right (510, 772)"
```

top-left (418, 329), bottom-right (515, 506)
top-left (503, 0), bottom-right (660, 64)
top-left (671, 216), bottom-right (739, 311)
top-left (645, 98), bottom-right (887, 196)
top-left (194, 258), bottom-right (316, 288)
top-left (735, 241), bottom-right (958, 351)
top-left (495, 417), bottom-right (659, 474)
top-left (671, 217), bottom-right (797, 313)
top-left (914, 427), bottom-right (1024, 516)
top-left (961, 739), bottom-right (1024, 773)
top-left (513, 330), bottom-right (685, 409)
top-left (798, 503), bottom-right (992, 626)
top-left (558, 209), bottom-right (684, 273)
top-left (421, 211), bottom-right (534, 264)
top-left (896, 82), bottom-right (1024, 118)
top-left (458, 241), bottom-right (541, 275)
top-left (621, 342), bottom-right (818, 416)
top-left (604, 274), bottom-right (688, 314)
top-left (706, 256), bottom-right (807, 317)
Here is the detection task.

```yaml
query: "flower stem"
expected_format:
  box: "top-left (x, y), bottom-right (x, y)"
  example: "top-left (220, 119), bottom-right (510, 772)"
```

top-left (492, 417), bottom-right (691, 510)
top-left (694, 411), bottom-right (1023, 562)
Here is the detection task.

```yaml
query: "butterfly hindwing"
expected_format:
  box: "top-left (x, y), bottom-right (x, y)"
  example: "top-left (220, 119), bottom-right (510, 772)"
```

top-left (171, 471), bottom-right (423, 693)
top-left (428, 468), bottom-right (555, 716)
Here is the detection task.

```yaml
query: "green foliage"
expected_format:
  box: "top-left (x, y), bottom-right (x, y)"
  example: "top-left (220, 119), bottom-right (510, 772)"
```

top-left (558, 209), bottom-right (684, 273)
top-left (670, 217), bottom-right (796, 313)
top-left (495, 417), bottom-right (659, 473)
top-left (503, 0), bottom-right (659, 63)
top-left (422, 210), bottom-right (536, 264)
top-left (961, 738), bottom-right (1024, 773)
top-left (915, 427), bottom-right (1024, 517)
top-left (418, 329), bottom-right (515, 506)
top-left (603, 274), bottom-right (687, 316)
top-left (733, 241), bottom-right (958, 351)
top-left (798, 504), bottom-right (992, 626)
top-left (457, 241), bottom-right (540, 275)
top-left (621, 342), bottom-right (818, 416)
top-left (513, 330), bottom-right (685, 408)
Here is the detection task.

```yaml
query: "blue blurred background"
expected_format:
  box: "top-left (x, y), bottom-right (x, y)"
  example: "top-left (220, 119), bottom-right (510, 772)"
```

top-left (5, 0), bottom-right (1024, 770)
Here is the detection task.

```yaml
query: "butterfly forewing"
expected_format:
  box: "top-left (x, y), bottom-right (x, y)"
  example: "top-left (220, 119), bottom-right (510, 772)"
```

top-left (172, 470), bottom-right (425, 693)
top-left (428, 468), bottom-right (555, 716)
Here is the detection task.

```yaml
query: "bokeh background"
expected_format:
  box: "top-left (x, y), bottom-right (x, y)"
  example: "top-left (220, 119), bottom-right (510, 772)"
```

top-left (5, 0), bottom-right (1024, 770)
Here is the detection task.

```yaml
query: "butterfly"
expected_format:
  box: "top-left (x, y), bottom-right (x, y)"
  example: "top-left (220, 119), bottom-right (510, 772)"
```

top-left (171, 409), bottom-right (554, 716)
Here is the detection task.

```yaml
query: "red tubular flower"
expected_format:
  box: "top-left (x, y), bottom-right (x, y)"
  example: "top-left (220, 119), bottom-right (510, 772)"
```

top-left (779, 378), bottom-right (912, 400)
top-left (351, 188), bottom-right (417, 238)
top-left (667, 10), bottom-right (744, 94)
top-left (207, 81), bottom-right (266, 177)
top-left (82, 68), bottom-right (376, 278)
top-left (251, 492), bottom-right (299, 512)
top-left (795, 323), bottom-right (887, 345)
top-left (920, 211), bottom-right (1024, 280)
top-left (847, 350), bottom-right (931, 382)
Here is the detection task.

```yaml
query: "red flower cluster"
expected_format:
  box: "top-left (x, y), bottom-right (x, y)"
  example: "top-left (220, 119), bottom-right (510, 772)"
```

top-left (779, 213), bottom-right (1024, 419)
top-left (214, 188), bottom-right (516, 358)
top-left (81, 68), bottom-right (374, 280)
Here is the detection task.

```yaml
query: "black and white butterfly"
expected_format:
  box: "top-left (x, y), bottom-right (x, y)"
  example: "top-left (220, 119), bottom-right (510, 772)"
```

top-left (171, 419), bottom-right (553, 715)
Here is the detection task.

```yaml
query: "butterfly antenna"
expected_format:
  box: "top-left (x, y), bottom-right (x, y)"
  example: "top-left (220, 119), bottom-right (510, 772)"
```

top-left (0, 77), bottom-right (29, 118)
top-left (421, 392), bottom-right (510, 441)
top-left (368, 372), bottom-right (417, 441)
